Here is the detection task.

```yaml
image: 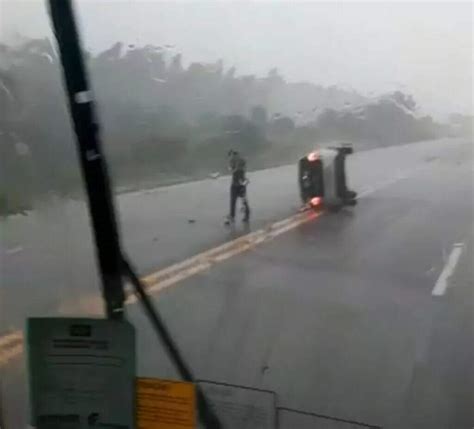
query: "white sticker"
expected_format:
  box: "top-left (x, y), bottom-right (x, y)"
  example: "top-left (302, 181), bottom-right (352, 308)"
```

top-left (27, 318), bottom-right (135, 429)
top-left (74, 90), bottom-right (92, 104)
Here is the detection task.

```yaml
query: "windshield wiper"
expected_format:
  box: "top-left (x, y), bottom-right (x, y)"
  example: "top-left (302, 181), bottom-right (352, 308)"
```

top-left (47, 1), bottom-right (221, 427)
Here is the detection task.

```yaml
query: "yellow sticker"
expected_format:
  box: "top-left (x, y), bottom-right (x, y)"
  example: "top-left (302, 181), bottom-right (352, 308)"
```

top-left (137, 377), bottom-right (196, 429)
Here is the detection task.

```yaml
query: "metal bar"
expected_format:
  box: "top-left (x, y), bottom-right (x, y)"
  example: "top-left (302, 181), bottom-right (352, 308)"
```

top-left (196, 379), bottom-right (277, 397)
top-left (47, 0), bottom-right (125, 319)
top-left (277, 406), bottom-right (382, 428)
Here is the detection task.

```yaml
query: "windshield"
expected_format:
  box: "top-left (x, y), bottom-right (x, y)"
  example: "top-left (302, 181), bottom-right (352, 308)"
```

top-left (1, 1), bottom-right (473, 428)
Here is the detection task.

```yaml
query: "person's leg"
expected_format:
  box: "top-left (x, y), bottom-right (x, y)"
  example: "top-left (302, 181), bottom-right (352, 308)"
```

top-left (241, 186), bottom-right (250, 221)
top-left (242, 198), bottom-right (250, 221)
top-left (229, 185), bottom-right (237, 220)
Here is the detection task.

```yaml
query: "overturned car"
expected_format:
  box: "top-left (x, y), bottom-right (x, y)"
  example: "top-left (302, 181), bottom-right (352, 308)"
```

top-left (298, 144), bottom-right (357, 209)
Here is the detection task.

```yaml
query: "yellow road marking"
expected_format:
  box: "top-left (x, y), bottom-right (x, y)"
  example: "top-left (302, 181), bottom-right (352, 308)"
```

top-left (0, 210), bottom-right (319, 367)
top-left (0, 331), bottom-right (24, 367)
top-left (128, 210), bottom-right (319, 303)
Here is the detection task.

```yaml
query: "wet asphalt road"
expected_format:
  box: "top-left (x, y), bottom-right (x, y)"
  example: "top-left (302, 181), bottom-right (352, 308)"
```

top-left (1, 138), bottom-right (473, 428)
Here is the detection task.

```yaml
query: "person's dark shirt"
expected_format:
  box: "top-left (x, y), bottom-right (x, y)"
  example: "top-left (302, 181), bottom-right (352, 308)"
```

top-left (230, 156), bottom-right (246, 186)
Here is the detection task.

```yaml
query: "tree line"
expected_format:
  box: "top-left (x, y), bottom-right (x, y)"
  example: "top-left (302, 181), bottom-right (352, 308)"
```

top-left (0, 38), bottom-right (462, 215)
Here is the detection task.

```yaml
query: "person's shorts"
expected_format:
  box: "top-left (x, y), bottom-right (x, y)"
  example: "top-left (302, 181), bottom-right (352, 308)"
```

top-left (233, 184), bottom-right (247, 198)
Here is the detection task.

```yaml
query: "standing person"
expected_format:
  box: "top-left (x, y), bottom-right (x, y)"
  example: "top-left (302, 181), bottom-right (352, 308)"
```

top-left (226, 150), bottom-right (250, 224)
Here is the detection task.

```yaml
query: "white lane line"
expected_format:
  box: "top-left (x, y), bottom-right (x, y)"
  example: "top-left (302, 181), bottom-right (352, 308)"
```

top-left (357, 187), bottom-right (374, 198)
top-left (432, 243), bottom-right (464, 296)
top-left (5, 246), bottom-right (23, 255)
top-left (357, 164), bottom-right (429, 199)
top-left (357, 175), bottom-right (409, 198)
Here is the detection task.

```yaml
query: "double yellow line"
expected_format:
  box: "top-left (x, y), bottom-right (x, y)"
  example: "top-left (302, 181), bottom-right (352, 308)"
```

top-left (0, 210), bottom-right (319, 368)
top-left (132, 210), bottom-right (319, 303)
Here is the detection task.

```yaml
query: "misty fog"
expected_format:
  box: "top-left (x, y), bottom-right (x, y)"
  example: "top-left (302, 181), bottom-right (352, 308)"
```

top-left (0, 1), bottom-right (472, 215)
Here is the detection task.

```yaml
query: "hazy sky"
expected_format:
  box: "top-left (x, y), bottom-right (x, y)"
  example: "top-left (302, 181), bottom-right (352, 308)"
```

top-left (1, 1), bottom-right (473, 118)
